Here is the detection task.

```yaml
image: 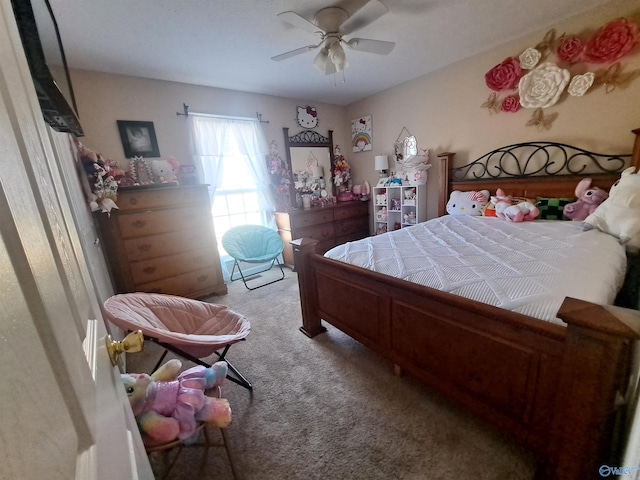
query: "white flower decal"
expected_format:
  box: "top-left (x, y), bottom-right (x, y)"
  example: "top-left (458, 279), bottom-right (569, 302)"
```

top-left (567, 72), bottom-right (595, 96)
top-left (518, 62), bottom-right (570, 108)
top-left (519, 48), bottom-right (541, 69)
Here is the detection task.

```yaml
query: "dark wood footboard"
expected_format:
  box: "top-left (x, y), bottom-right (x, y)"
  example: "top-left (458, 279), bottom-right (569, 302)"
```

top-left (293, 239), bottom-right (640, 480)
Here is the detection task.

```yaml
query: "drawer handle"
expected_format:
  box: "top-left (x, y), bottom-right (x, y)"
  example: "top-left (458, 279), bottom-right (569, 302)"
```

top-left (138, 244), bottom-right (152, 252)
top-left (197, 274), bottom-right (208, 282)
top-left (143, 266), bottom-right (157, 274)
top-left (129, 197), bottom-right (138, 205)
top-left (132, 220), bottom-right (146, 228)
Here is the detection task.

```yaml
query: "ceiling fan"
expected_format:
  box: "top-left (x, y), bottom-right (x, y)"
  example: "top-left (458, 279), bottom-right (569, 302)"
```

top-left (271, 0), bottom-right (395, 75)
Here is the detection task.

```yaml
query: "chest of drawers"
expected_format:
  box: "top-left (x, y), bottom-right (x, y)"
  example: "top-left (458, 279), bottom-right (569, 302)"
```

top-left (95, 184), bottom-right (227, 299)
top-left (275, 200), bottom-right (370, 268)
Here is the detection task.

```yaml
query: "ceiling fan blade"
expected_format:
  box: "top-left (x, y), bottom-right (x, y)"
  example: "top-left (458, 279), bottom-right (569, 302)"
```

top-left (344, 38), bottom-right (395, 55)
top-left (338, 0), bottom-right (389, 36)
top-left (271, 44), bottom-right (319, 61)
top-left (277, 11), bottom-right (322, 34)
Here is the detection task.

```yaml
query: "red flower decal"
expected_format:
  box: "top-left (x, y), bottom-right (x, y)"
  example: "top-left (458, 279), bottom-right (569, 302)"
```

top-left (485, 57), bottom-right (522, 92)
top-left (584, 18), bottom-right (639, 64)
top-left (500, 95), bottom-right (521, 113)
top-left (556, 35), bottom-right (584, 64)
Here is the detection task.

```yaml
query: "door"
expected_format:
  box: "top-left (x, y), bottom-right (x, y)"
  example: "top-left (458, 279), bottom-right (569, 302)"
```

top-left (0, 2), bottom-right (152, 478)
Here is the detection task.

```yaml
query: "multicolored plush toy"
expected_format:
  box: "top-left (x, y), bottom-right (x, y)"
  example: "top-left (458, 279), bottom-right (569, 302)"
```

top-left (121, 359), bottom-right (232, 447)
top-left (563, 178), bottom-right (609, 221)
top-left (446, 190), bottom-right (490, 216)
top-left (490, 188), bottom-right (539, 222)
top-left (583, 167), bottom-right (640, 249)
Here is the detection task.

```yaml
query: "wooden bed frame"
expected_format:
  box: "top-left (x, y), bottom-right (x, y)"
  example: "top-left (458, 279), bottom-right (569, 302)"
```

top-left (292, 129), bottom-right (640, 480)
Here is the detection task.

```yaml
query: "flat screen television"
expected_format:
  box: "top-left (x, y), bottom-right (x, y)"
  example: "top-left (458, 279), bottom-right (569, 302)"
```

top-left (11, 0), bottom-right (83, 136)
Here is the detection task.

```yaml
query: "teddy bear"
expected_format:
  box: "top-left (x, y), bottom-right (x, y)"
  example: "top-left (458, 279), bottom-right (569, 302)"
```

top-left (446, 190), bottom-right (490, 216)
top-left (583, 167), bottom-right (640, 249)
top-left (490, 188), bottom-right (539, 222)
top-left (151, 157), bottom-right (181, 184)
top-left (563, 178), bottom-right (609, 221)
top-left (121, 359), bottom-right (231, 447)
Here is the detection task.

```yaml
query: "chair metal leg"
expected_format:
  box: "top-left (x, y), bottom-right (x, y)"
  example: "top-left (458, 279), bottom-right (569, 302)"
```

top-left (230, 258), bottom-right (285, 291)
top-left (147, 337), bottom-right (253, 391)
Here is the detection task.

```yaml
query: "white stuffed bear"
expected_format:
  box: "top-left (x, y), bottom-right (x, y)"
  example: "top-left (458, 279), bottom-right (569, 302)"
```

top-left (583, 167), bottom-right (640, 249)
top-left (151, 157), bottom-right (180, 184)
top-left (446, 190), bottom-right (490, 216)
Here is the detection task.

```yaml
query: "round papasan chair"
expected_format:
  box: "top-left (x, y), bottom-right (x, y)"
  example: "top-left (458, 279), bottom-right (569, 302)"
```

top-left (103, 292), bottom-right (252, 390)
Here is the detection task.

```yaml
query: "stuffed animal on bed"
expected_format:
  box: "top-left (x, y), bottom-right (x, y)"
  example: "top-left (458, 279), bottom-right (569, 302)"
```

top-left (121, 359), bottom-right (231, 447)
top-left (489, 188), bottom-right (539, 222)
top-left (563, 178), bottom-right (608, 221)
top-left (446, 190), bottom-right (490, 216)
top-left (583, 167), bottom-right (640, 249)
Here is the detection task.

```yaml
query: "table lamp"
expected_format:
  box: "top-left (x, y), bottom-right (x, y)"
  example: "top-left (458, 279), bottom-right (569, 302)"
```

top-left (375, 155), bottom-right (389, 187)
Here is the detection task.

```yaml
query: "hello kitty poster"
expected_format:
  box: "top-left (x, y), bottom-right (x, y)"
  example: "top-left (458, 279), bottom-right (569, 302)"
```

top-left (351, 115), bottom-right (372, 152)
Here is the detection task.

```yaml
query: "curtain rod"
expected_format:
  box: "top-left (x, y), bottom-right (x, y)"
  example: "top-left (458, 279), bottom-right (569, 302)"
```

top-left (176, 103), bottom-right (269, 124)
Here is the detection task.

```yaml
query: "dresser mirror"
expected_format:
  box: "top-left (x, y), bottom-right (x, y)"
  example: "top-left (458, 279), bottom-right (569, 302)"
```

top-left (283, 128), bottom-right (335, 209)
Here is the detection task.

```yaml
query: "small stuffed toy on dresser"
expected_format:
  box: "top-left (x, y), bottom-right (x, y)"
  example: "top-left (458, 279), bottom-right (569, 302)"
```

top-left (151, 157), bottom-right (181, 184)
top-left (121, 359), bottom-right (231, 447)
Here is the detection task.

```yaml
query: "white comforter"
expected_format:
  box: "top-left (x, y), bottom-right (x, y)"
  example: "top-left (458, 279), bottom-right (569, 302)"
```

top-left (324, 215), bottom-right (628, 325)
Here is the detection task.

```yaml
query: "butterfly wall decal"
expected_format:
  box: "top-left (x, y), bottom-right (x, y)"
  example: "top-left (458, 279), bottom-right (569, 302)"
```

top-left (534, 29), bottom-right (557, 60)
top-left (593, 63), bottom-right (640, 93)
top-left (526, 108), bottom-right (558, 131)
top-left (481, 93), bottom-right (500, 115)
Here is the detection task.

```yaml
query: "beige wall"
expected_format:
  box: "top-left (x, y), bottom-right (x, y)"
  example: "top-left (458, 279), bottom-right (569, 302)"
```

top-left (70, 0), bottom-right (639, 222)
top-left (70, 70), bottom-right (349, 175)
top-left (346, 0), bottom-right (640, 218)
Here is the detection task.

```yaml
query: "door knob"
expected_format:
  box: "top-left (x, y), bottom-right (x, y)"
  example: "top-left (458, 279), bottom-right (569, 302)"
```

top-left (106, 330), bottom-right (144, 366)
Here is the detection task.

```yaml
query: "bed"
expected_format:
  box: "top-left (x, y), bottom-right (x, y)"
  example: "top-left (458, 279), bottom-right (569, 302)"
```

top-left (292, 128), bottom-right (640, 480)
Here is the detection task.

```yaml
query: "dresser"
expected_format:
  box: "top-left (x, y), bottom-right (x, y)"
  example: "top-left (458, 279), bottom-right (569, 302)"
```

top-left (275, 200), bottom-right (370, 268)
top-left (95, 184), bottom-right (227, 299)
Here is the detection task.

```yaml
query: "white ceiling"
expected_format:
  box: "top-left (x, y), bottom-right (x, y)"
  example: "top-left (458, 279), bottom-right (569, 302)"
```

top-left (47, 0), bottom-right (611, 106)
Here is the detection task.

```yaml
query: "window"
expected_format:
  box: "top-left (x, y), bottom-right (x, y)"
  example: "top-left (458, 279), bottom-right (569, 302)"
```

top-left (210, 154), bottom-right (262, 256)
top-left (188, 114), bottom-right (275, 281)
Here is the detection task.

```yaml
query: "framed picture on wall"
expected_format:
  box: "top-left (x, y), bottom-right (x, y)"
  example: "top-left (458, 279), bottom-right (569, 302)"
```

top-left (117, 120), bottom-right (160, 158)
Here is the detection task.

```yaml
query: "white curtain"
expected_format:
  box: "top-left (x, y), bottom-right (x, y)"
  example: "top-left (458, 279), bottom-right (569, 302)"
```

top-left (188, 114), bottom-right (275, 226)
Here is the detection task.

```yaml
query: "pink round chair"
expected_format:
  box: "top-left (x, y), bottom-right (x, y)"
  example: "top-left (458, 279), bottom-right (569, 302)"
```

top-left (103, 293), bottom-right (252, 390)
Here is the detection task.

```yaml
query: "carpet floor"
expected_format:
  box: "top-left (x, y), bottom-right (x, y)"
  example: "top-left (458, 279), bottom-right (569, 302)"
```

top-left (127, 267), bottom-right (536, 480)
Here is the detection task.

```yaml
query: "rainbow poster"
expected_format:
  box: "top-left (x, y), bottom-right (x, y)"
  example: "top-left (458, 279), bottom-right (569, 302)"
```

top-left (351, 115), bottom-right (372, 152)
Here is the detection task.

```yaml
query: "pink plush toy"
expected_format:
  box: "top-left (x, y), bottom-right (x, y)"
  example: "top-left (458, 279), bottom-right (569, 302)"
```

top-left (122, 359), bottom-right (231, 447)
top-left (563, 178), bottom-right (608, 221)
top-left (490, 188), bottom-right (539, 222)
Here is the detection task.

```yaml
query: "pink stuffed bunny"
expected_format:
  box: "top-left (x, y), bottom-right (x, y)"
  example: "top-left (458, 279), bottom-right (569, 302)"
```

top-left (563, 178), bottom-right (608, 221)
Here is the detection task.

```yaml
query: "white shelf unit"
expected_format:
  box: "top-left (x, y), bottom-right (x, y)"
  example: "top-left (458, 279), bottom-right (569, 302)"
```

top-left (373, 183), bottom-right (426, 235)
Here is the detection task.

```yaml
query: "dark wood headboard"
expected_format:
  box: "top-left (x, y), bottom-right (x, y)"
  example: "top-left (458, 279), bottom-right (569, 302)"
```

top-left (438, 128), bottom-right (640, 217)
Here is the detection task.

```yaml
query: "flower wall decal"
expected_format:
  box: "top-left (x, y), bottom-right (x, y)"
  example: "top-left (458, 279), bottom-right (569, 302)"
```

top-left (480, 16), bottom-right (639, 129)
top-left (519, 48), bottom-right (541, 69)
top-left (485, 57), bottom-right (522, 91)
top-left (501, 95), bottom-right (521, 113)
top-left (584, 18), bottom-right (638, 64)
top-left (556, 35), bottom-right (584, 64)
top-left (567, 72), bottom-right (595, 96)
top-left (518, 62), bottom-right (570, 108)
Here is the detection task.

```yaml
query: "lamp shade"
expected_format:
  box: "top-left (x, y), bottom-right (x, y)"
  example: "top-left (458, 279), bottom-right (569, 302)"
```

top-left (374, 155), bottom-right (389, 172)
top-left (312, 165), bottom-right (324, 178)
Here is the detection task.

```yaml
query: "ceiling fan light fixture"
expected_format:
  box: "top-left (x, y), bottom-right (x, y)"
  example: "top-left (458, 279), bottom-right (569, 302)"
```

top-left (328, 41), bottom-right (347, 72)
top-left (313, 48), bottom-right (329, 72)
